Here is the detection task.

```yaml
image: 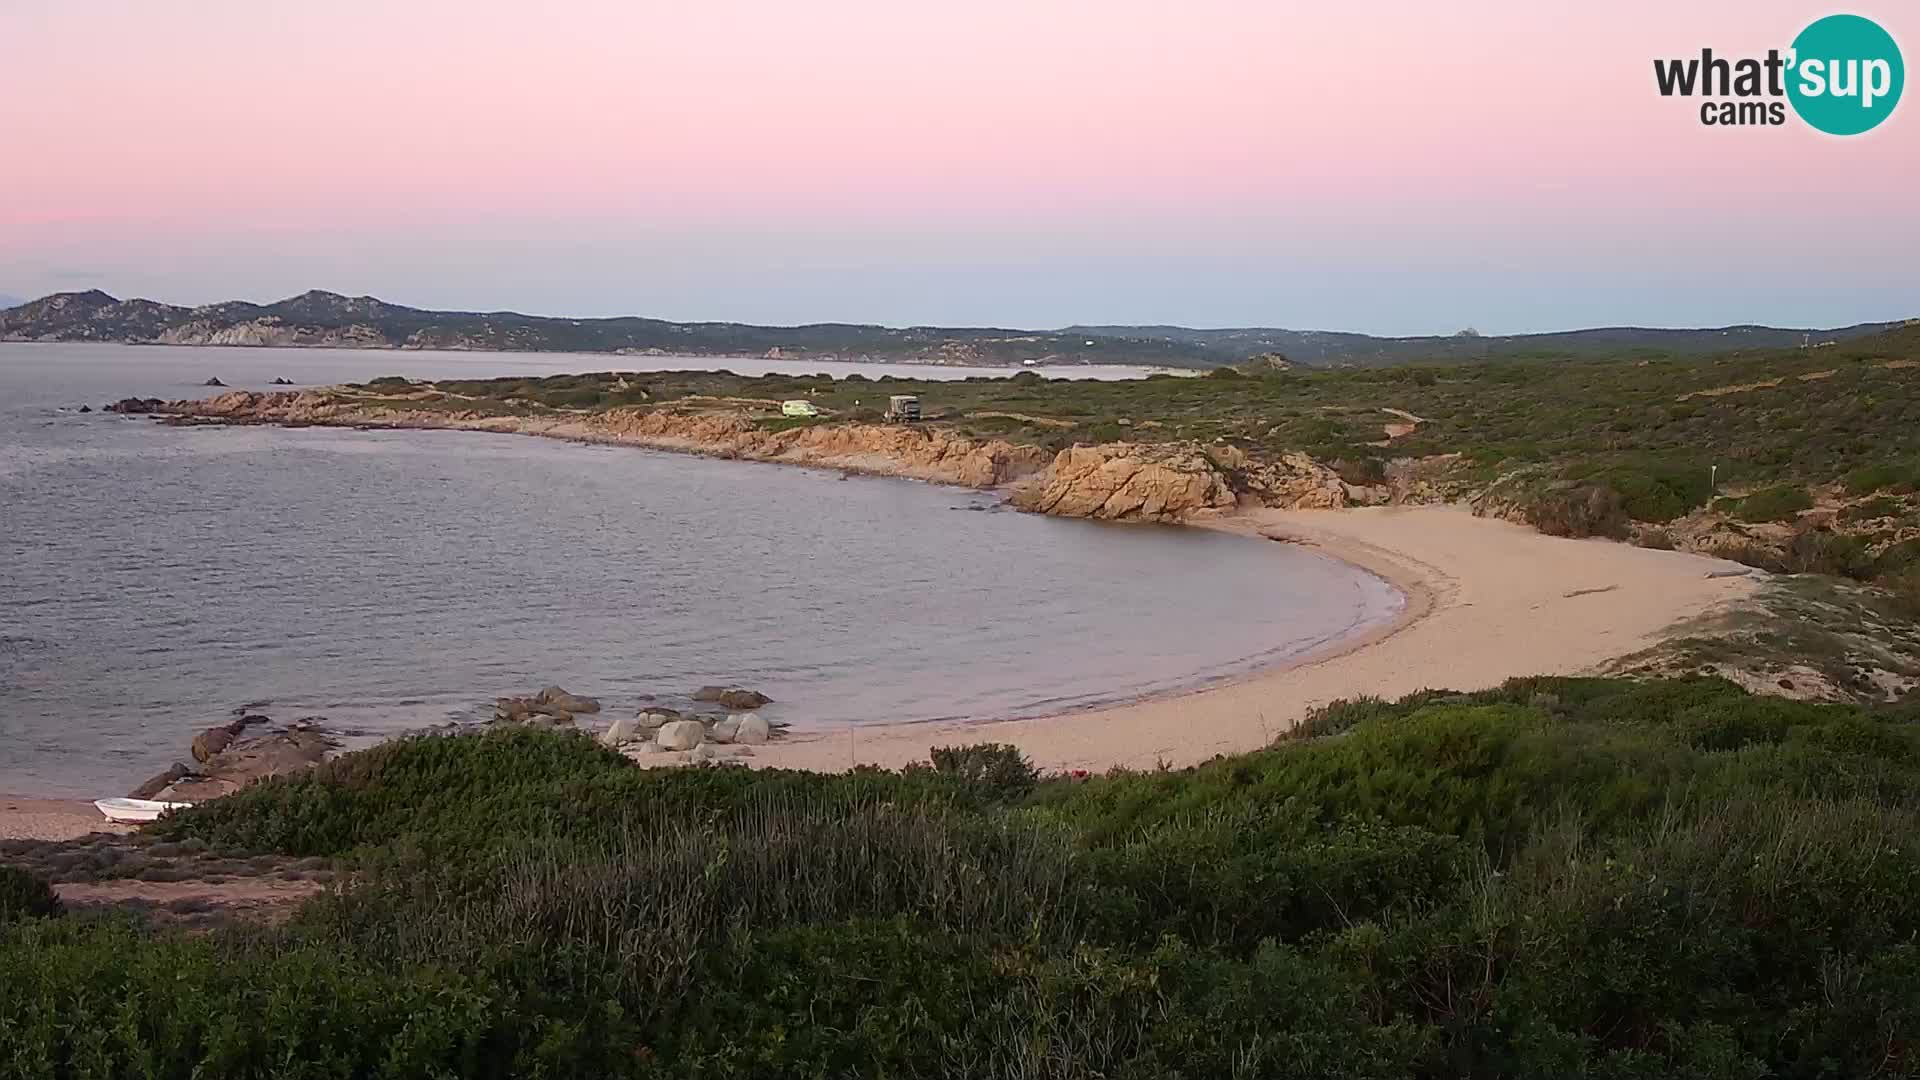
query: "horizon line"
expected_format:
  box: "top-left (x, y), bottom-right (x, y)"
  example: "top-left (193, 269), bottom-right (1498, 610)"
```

top-left (5, 287), bottom-right (1914, 342)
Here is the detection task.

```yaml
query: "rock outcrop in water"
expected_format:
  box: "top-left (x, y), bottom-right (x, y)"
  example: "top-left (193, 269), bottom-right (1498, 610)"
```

top-left (493, 685), bottom-right (601, 725)
top-left (692, 686), bottom-right (772, 709)
top-left (140, 716), bottom-right (339, 802)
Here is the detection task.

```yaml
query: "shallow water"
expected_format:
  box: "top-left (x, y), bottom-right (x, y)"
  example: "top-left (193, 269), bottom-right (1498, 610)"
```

top-left (0, 343), bottom-right (1399, 798)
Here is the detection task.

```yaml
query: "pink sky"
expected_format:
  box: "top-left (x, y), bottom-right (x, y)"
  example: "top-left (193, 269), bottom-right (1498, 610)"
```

top-left (1, 0), bottom-right (1913, 333)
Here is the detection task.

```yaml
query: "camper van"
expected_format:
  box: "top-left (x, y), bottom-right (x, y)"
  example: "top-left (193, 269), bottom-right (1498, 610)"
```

top-left (781, 400), bottom-right (820, 418)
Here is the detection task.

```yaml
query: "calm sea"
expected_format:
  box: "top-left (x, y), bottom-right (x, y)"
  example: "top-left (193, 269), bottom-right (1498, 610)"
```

top-left (0, 343), bottom-right (1399, 797)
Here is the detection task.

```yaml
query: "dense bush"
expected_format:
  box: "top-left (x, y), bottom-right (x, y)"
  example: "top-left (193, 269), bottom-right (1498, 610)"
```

top-left (0, 865), bottom-right (61, 922)
top-left (150, 727), bottom-right (1032, 860)
top-left (923, 742), bottom-right (1039, 799)
top-left (15, 677), bottom-right (1920, 1077)
top-left (1516, 483), bottom-right (1631, 539)
top-left (1731, 483), bottom-right (1815, 523)
top-left (1845, 460), bottom-right (1918, 495)
top-left (1583, 460), bottom-right (1714, 523)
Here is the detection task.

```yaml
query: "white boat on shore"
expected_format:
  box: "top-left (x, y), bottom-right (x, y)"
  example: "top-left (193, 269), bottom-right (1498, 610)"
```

top-left (93, 797), bottom-right (191, 824)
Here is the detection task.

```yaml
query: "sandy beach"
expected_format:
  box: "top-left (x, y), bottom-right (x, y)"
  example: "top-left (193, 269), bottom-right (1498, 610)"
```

top-left (739, 503), bottom-right (1759, 773)
top-left (0, 796), bottom-right (131, 842)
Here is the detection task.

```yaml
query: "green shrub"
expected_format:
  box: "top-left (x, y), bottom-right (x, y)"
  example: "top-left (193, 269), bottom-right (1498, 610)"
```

top-left (1732, 484), bottom-right (1814, 523)
top-left (1329, 456), bottom-right (1388, 486)
top-left (16, 676), bottom-right (1920, 1078)
top-left (1843, 461), bottom-right (1917, 495)
top-left (1518, 484), bottom-right (1631, 539)
top-left (1883, 565), bottom-right (1920, 618)
top-left (0, 920), bottom-right (516, 1078)
top-left (0, 865), bottom-right (61, 922)
top-left (1588, 460), bottom-right (1714, 522)
top-left (1780, 528), bottom-right (1873, 576)
top-left (925, 743), bottom-right (1039, 800)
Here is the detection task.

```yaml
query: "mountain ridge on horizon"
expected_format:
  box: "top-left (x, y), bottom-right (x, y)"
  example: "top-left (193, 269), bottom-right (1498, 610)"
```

top-left (1, 288), bottom-right (1907, 368)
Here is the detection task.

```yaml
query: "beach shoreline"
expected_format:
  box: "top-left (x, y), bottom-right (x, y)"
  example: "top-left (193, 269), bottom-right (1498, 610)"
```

top-left (2, 503), bottom-right (1756, 837)
top-left (729, 502), bottom-right (1759, 773)
top-left (5, 391), bottom-right (1763, 828)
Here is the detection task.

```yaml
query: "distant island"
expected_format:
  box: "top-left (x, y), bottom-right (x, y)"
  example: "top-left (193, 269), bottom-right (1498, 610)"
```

top-left (0, 288), bottom-right (1905, 368)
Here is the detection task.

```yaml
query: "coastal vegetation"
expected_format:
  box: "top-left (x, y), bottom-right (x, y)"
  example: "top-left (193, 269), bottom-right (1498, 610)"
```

top-left (314, 322), bottom-right (1920, 584)
top-left (5, 676), bottom-right (1920, 1077)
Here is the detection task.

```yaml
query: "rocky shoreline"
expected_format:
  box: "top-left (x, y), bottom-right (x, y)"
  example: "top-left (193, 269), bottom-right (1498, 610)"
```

top-left (497, 684), bottom-right (786, 764)
top-left (116, 682), bottom-right (791, 804)
top-left (109, 388), bottom-right (1435, 523)
top-left (130, 712), bottom-right (340, 802)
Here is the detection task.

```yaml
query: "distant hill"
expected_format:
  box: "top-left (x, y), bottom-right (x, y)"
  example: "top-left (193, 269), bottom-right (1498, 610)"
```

top-left (2, 288), bottom-right (1906, 369)
top-left (1064, 322), bottom-right (1909, 367)
top-left (0, 290), bottom-right (1220, 368)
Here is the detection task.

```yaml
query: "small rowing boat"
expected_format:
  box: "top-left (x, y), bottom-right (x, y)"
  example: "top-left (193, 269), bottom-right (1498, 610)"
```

top-left (93, 797), bottom-right (192, 824)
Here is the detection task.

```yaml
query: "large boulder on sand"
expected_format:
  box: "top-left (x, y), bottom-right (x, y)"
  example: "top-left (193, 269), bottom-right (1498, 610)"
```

top-left (655, 720), bottom-right (706, 752)
top-left (734, 714), bottom-right (771, 745)
top-left (599, 716), bottom-right (641, 747)
top-left (710, 717), bottom-right (740, 744)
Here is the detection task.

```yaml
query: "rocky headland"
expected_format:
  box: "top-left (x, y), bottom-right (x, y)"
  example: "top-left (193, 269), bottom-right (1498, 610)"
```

top-left (113, 388), bottom-right (1426, 523)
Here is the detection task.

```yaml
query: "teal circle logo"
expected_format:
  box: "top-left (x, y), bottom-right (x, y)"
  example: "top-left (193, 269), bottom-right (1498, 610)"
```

top-left (1787, 14), bottom-right (1904, 135)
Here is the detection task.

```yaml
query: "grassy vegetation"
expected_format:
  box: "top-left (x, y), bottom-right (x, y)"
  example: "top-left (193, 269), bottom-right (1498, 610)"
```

top-left (392, 326), bottom-right (1920, 490)
top-left (353, 327), bottom-right (1920, 577)
top-left (1613, 572), bottom-right (1920, 703)
top-left (7, 678), bottom-right (1920, 1077)
top-left (0, 865), bottom-right (61, 923)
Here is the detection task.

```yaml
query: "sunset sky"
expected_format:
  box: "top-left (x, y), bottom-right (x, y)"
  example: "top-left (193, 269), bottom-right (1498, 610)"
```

top-left (1, 0), bottom-right (1913, 334)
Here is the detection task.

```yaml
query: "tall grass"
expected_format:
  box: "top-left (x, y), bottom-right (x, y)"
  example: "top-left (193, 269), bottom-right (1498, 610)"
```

top-left (12, 676), bottom-right (1920, 1077)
